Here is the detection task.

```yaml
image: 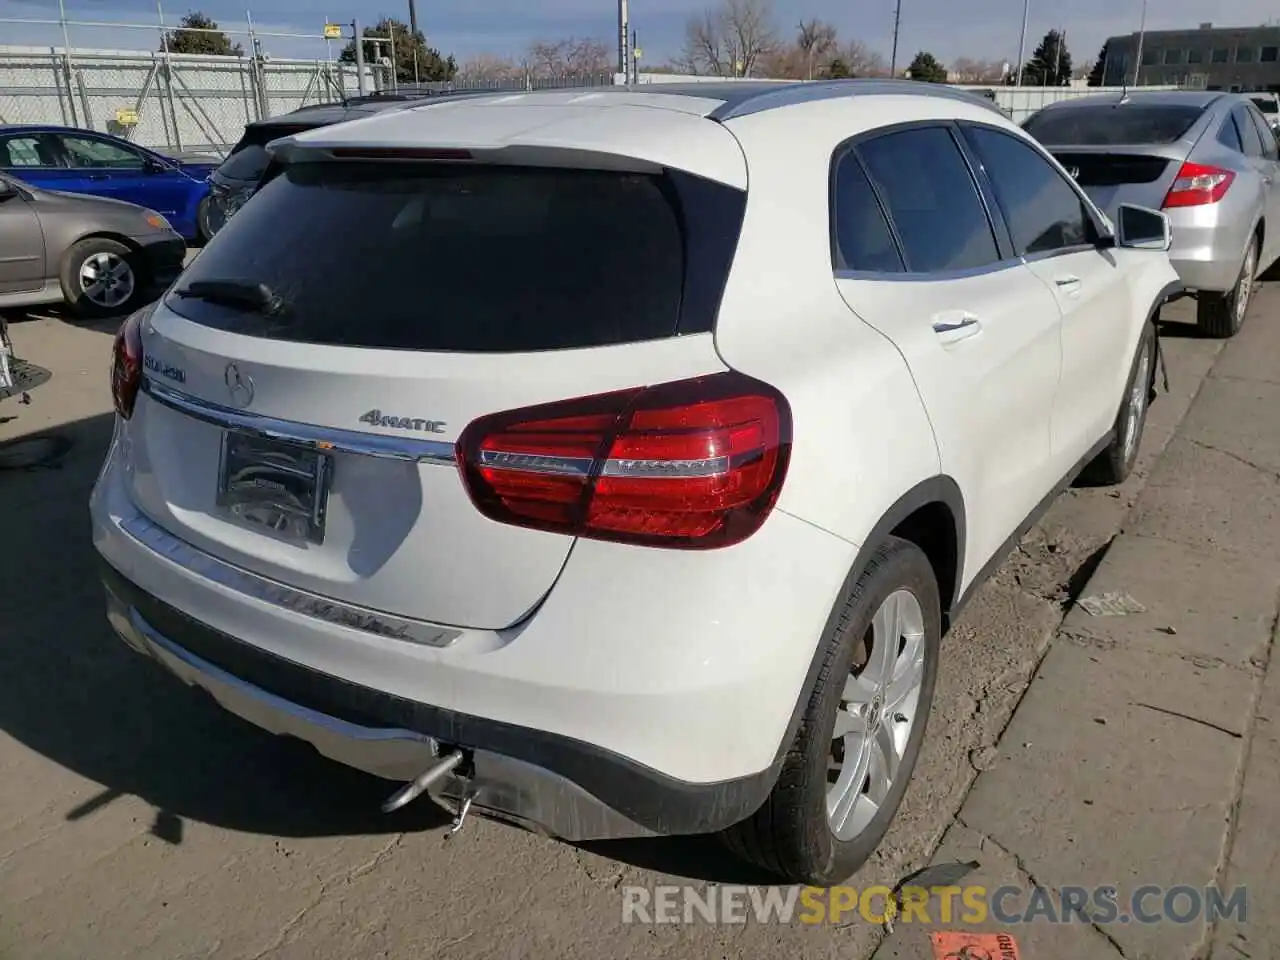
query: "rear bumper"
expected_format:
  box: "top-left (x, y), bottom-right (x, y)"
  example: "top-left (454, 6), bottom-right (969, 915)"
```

top-left (1166, 207), bottom-right (1251, 294)
top-left (102, 565), bottom-right (662, 840)
top-left (90, 438), bottom-right (857, 838)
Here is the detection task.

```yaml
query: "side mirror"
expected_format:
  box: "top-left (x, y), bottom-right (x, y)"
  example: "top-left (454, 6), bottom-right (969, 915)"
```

top-left (1116, 203), bottom-right (1172, 252)
top-left (0, 179), bottom-right (13, 198)
top-left (143, 156), bottom-right (169, 174)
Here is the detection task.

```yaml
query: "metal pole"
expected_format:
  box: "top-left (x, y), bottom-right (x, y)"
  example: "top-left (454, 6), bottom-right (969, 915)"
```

top-left (407, 0), bottom-right (419, 40)
top-left (614, 0), bottom-right (624, 78)
top-left (388, 23), bottom-right (397, 92)
top-left (158, 0), bottom-right (182, 148)
top-left (56, 0), bottom-right (77, 126)
top-left (890, 0), bottom-right (902, 77)
top-left (1132, 0), bottom-right (1148, 87)
top-left (353, 19), bottom-right (367, 96)
top-left (1015, 0), bottom-right (1030, 86)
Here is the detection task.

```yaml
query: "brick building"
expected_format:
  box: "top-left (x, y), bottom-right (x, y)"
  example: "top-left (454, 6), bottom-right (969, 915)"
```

top-left (1100, 22), bottom-right (1280, 91)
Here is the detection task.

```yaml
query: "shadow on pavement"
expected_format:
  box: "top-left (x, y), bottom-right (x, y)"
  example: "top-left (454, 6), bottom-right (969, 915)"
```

top-left (0, 409), bottom-right (781, 881)
top-left (0, 412), bottom-right (448, 843)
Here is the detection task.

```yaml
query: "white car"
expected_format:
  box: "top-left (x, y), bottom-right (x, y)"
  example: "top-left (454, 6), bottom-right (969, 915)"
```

top-left (90, 80), bottom-right (1181, 885)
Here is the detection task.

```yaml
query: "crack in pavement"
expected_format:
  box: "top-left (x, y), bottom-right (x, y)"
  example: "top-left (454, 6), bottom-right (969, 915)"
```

top-left (1192, 600), bottom-right (1280, 960)
top-left (1186, 438), bottom-right (1280, 483)
top-left (245, 834), bottom-right (404, 960)
top-left (955, 817), bottom-right (1129, 959)
top-left (1129, 702), bottom-right (1245, 739)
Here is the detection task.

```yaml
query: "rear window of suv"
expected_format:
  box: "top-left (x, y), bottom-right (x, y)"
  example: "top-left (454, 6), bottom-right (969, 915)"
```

top-left (215, 122), bottom-right (325, 182)
top-left (168, 161), bottom-right (741, 352)
top-left (1023, 104), bottom-right (1205, 145)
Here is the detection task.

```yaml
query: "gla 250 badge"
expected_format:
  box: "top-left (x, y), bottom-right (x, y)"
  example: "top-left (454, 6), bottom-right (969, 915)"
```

top-left (359, 409), bottom-right (447, 434)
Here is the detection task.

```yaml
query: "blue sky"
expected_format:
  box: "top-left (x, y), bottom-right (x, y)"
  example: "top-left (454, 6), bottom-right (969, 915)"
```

top-left (1, 0), bottom-right (1278, 67)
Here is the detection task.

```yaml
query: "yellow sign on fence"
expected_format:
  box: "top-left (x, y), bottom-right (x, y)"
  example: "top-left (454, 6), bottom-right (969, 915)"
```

top-left (322, 23), bottom-right (343, 40)
top-left (114, 107), bottom-right (139, 125)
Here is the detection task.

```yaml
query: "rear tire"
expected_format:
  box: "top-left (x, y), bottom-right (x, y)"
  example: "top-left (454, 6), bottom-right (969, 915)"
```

top-left (1197, 235), bottom-right (1257, 339)
top-left (722, 536), bottom-right (941, 886)
top-left (1079, 321), bottom-right (1156, 487)
top-left (195, 195), bottom-right (215, 245)
top-left (60, 237), bottom-right (145, 319)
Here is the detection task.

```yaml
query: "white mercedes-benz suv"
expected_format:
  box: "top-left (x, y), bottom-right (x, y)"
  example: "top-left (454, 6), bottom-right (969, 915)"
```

top-left (91, 80), bottom-right (1181, 885)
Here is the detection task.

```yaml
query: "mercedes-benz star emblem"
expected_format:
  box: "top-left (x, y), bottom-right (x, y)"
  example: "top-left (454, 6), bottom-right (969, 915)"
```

top-left (224, 362), bottom-right (254, 408)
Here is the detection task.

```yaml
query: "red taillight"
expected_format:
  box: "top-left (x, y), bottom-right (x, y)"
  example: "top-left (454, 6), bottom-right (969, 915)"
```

top-left (110, 311), bottom-right (143, 419)
top-left (456, 372), bottom-right (793, 549)
top-left (1162, 162), bottom-right (1235, 208)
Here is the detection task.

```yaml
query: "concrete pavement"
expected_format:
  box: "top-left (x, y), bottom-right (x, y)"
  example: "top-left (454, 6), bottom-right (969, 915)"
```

top-left (875, 286), bottom-right (1280, 960)
top-left (0, 291), bottom-right (1269, 959)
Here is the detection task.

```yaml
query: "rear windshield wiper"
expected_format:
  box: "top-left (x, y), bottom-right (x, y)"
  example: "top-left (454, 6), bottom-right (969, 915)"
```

top-left (172, 279), bottom-right (285, 314)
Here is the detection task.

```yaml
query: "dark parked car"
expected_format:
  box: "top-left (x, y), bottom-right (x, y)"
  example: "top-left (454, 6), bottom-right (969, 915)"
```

top-left (207, 92), bottom-right (499, 234)
top-left (0, 125), bottom-right (218, 243)
top-left (0, 172), bottom-right (186, 317)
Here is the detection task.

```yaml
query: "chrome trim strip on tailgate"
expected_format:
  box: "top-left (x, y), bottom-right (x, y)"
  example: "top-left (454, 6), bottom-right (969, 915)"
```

top-left (142, 377), bottom-right (457, 465)
top-left (116, 510), bottom-right (463, 648)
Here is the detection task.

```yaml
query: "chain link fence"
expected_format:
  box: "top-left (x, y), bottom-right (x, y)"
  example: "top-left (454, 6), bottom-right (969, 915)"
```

top-left (0, 43), bottom-right (384, 155)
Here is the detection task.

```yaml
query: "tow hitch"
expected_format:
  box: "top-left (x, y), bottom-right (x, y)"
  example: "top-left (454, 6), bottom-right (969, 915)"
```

top-left (380, 748), bottom-right (480, 837)
top-left (381, 749), bottom-right (465, 814)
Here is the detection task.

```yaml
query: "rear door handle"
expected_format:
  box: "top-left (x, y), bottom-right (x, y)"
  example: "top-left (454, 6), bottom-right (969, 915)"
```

top-left (1055, 275), bottom-right (1083, 295)
top-left (931, 312), bottom-right (982, 344)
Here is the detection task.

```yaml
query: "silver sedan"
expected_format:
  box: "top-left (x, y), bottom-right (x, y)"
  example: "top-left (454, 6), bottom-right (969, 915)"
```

top-left (1024, 90), bottom-right (1280, 338)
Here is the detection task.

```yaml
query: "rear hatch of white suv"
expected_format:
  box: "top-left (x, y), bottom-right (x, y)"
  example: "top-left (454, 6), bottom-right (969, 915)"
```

top-left (118, 100), bottom-right (764, 632)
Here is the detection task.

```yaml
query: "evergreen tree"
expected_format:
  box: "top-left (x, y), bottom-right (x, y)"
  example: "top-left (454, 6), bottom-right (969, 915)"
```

top-left (340, 18), bottom-right (457, 83)
top-left (906, 51), bottom-right (947, 83)
top-left (1021, 29), bottom-right (1072, 86)
top-left (1087, 41), bottom-right (1109, 86)
top-left (160, 12), bottom-right (243, 56)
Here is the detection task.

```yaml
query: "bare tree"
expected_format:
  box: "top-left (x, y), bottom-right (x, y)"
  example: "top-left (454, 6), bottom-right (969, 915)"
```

top-left (527, 37), bottom-right (612, 77)
top-left (457, 53), bottom-right (524, 82)
top-left (838, 40), bottom-right (887, 77)
top-left (677, 0), bottom-right (778, 77)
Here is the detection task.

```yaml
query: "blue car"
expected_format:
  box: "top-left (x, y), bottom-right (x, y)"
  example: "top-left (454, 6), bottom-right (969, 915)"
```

top-left (0, 124), bottom-right (218, 243)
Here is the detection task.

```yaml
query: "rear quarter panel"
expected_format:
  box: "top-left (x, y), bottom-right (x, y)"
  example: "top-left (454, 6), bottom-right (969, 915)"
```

top-left (715, 98), bottom-right (946, 551)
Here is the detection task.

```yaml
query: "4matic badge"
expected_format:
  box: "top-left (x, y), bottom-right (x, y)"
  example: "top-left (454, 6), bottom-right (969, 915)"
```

top-left (359, 409), bottom-right (447, 434)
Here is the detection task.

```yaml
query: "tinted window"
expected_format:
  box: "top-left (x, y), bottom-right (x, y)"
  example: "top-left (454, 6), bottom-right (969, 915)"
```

top-left (1238, 47), bottom-right (1256, 63)
top-left (1235, 106), bottom-right (1265, 157)
top-left (0, 135), bottom-right (54, 167)
top-left (1188, 49), bottom-right (1205, 64)
top-left (1212, 49), bottom-right (1230, 63)
top-left (1253, 97), bottom-right (1279, 114)
top-left (215, 143), bottom-right (270, 182)
top-left (965, 125), bottom-right (1090, 257)
top-left (831, 153), bottom-right (904, 272)
top-left (1023, 104), bottom-right (1204, 145)
top-left (168, 162), bottom-right (742, 352)
top-left (855, 126), bottom-right (999, 273)
top-left (59, 134), bottom-right (145, 169)
top-left (1164, 49), bottom-right (1184, 65)
top-left (1247, 107), bottom-right (1280, 160)
top-left (1264, 47), bottom-right (1280, 63)
top-left (1218, 115), bottom-right (1244, 152)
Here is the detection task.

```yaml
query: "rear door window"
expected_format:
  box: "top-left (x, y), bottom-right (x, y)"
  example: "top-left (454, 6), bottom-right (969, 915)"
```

top-left (963, 125), bottom-right (1092, 257)
top-left (831, 153), bottom-right (904, 273)
top-left (168, 161), bottom-right (742, 352)
top-left (1023, 104), bottom-right (1205, 145)
top-left (1234, 105), bottom-right (1266, 158)
top-left (1246, 106), bottom-right (1280, 160)
top-left (854, 125), bottom-right (1000, 273)
top-left (1218, 114), bottom-right (1245, 152)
